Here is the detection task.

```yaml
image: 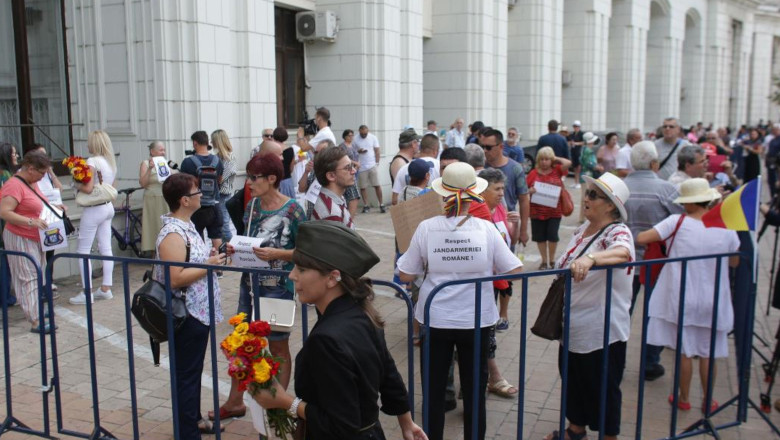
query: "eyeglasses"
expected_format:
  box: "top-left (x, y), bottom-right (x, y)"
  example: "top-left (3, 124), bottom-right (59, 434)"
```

top-left (262, 134), bottom-right (273, 139)
top-left (337, 163), bottom-right (355, 172)
top-left (247, 174), bottom-right (266, 182)
top-left (185, 190), bottom-right (202, 197)
top-left (585, 189), bottom-right (609, 201)
top-left (481, 143), bottom-right (500, 151)
top-left (663, 125), bottom-right (678, 129)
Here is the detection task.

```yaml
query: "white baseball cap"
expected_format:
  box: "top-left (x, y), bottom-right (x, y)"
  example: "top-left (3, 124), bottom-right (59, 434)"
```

top-left (573, 120), bottom-right (581, 127)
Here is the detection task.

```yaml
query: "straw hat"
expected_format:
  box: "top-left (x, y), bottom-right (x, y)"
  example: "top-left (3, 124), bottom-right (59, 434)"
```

top-left (673, 178), bottom-right (722, 204)
top-left (431, 162), bottom-right (488, 197)
top-left (582, 173), bottom-right (630, 221)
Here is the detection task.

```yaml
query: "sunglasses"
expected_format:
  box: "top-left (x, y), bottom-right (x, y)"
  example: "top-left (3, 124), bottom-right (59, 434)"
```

top-left (481, 143), bottom-right (500, 151)
top-left (262, 134), bottom-right (273, 139)
top-left (247, 174), bottom-right (266, 182)
top-left (585, 189), bottom-right (609, 201)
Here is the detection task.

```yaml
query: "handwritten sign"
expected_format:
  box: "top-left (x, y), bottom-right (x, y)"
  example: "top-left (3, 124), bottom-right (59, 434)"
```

top-left (229, 236), bottom-right (270, 268)
top-left (153, 157), bottom-right (173, 182)
top-left (390, 191), bottom-right (445, 253)
top-left (531, 182), bottom-right (562, 208)
top-left (39, 220), bottom-right (68, 251)
top-left (427, 230), bottom-right (488, 272)
top-left (304, 179), bottom-right (322, 204)
top-left (41, 188), bottom-right (62, 205)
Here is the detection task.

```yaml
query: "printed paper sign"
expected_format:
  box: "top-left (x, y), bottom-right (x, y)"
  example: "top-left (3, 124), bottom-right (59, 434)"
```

top-left (531, 182), bottom-right (562, 208)
top-left (153, 157), bottom-right (173, 182)
top-left (229, 236), bottom-right (270, 269)
top-left (304, 179), bottom-right (322, 204)
top-left (41, 188), bottom-right (62, 206)
top-left (427, 230), bottom-right (488, 272)
top-left (39, 220), bottom-right (68, 251)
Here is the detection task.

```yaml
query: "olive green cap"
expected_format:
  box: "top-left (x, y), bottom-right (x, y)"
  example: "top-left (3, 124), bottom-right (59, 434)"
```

top-left (295, 221), bottom-right (380, 278)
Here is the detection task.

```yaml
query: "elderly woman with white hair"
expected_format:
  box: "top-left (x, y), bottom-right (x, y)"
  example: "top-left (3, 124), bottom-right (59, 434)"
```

top-left (545, 172), bottom-right (634, 440)
top-left (464, 143), bottom-right (486, 170)
top-left (637, 178), bottom-right (739, 414)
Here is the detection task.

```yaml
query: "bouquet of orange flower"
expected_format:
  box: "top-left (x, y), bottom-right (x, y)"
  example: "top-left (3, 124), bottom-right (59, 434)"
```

top-left (62, 156), bottom-right (92, 184)
top-left (221, 313), bottom-right (295, 438)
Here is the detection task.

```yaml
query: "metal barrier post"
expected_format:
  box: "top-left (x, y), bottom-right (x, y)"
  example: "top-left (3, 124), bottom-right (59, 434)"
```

top-left (470, 282), bottom-right (482, 440)
top-left (206, 269), bottom-right (223, 439)
top-left (163, 266), bottom-right (181, 440)
top-left (516, 276), bottom-right (529, 440)
top-left (669, 260), bottom-right (688, 437)
top-left (596, 269), bottom-right (614, 440)
top-left (635, 264), bottom-right (655, 439)
top-left (120, 261), bottom-right (140, 440)
top-left (559, 274), bottom-right (572, 439)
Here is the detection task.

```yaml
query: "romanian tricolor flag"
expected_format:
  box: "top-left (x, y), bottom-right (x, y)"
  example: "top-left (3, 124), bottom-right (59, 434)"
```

top-left (701, 178), bottom-right (760, 231)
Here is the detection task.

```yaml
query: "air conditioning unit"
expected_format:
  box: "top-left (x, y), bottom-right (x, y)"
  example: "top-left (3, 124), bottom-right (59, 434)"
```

top-left (561, 70), bottom-right (573, 87)
top-left (296, 11), bottom-right (338, 42)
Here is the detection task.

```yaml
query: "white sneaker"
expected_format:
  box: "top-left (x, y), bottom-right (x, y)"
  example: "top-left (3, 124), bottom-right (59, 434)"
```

top-left (68, 292), bottom-right (94, 305)
top-left (94, 289), bottom-right (113, 301)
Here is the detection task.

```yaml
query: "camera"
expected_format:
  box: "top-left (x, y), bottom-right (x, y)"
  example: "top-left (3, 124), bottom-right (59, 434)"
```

top-left (300, 111), bottom-right (318, 137)
top-left (167, 160), bottom-right (179, 170)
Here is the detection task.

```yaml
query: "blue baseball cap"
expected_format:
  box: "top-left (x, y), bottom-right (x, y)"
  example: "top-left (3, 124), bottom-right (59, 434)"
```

top-left (408, 159), bottom-right (434, 180)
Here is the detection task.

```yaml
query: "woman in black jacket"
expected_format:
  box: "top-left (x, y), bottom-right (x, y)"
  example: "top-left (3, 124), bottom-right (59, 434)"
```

top-left (254, 221), bottom-right (426, 440)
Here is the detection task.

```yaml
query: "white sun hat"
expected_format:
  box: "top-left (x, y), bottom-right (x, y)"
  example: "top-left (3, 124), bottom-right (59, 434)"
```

top-left (582, 173), bottom-right (631, 221)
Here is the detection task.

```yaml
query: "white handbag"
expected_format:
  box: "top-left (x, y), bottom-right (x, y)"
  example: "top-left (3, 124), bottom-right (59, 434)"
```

top-left (247, 199), bottom-right (297, 333)
top-left (258, 296), bottom-right (296, 333)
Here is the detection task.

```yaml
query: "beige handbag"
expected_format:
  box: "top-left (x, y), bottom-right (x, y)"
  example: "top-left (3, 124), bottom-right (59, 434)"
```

top-left (75, 170), bottom-right (118, 207)
top-left (247, 198), bottom-right (297, 333)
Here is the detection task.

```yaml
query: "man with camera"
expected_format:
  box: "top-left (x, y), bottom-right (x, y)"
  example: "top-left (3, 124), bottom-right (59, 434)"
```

top-left (180, 131), bottom-right (224, 253)
top-left (296, 107), bottom-right (336, 152)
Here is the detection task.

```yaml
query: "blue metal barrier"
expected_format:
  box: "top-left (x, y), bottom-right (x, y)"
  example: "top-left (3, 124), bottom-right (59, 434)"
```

top-left (37, 252), bottom-right (414, 440)
top-left (0, 250), bottom-right (54, 438)
top-left (420, 250), bottom-right (746, 440)
top-left (0, 247), bottom-right (771, 439)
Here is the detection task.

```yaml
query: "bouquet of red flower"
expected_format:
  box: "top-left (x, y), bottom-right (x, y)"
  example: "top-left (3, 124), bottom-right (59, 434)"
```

top-left (221, 313), bottom-right (295, 438)
top-left (62, 156), bottom-right (92, 183)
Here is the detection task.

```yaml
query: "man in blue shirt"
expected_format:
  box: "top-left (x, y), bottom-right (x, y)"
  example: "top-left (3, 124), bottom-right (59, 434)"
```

top-left (502, 127), bottom-right (524, 163)
top-left (537, 119), bottom-right (570, 159)
top-left (483, 128), bottom-right (530, 246)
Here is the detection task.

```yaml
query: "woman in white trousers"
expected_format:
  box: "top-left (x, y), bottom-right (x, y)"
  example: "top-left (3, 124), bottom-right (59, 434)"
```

top-left (69, 130), bottom-right (117, 305)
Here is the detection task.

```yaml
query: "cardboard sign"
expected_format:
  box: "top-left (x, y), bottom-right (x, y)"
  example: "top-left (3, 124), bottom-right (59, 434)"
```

top-left (153, 157), bottom-right (173, 182)
top-left (229, 236), bottom-right (270, 268)
top-left (39, 220), bottom-right (68, 251)
top-left (531, 182), bottom-right (562, 208)
top-left (390, 191), bottom-right (445, 253)
top-left (427, 230), bottom-right (488, 272)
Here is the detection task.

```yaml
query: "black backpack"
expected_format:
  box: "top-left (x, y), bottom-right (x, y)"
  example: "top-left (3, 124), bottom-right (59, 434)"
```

top-left (193, 154), bottom-right (220, 206)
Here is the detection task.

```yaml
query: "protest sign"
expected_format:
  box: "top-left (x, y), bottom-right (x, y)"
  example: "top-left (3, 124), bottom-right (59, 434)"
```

top-left (531, 182), bottom-right (562, 208)
top-left (229, 236), bottom-right (270, 268)
top-left (390, 191), bottom-right (444, 253)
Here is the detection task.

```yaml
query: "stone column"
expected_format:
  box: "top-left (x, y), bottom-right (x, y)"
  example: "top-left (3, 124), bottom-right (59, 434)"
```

top-left (606, 0), bottom-right (649, 131)
top-left (506, 0), bottom-right (563, 141)
top-left (561, 0), bottom-right (611, 131)
top-left (701, 3), bottom-right (731, 128)
top-left (423, 0), bottom-right (507, 131)
top-left (644, 1), bottom-right (684, 132)
top-left (399, 0), bottom-right (424, 128)
top-left (748, 21), bottom-right (775, 124)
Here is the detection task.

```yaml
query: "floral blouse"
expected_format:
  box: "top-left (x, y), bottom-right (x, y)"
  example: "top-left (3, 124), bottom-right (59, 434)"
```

top-left (154, 215), bottom-right (223, 326)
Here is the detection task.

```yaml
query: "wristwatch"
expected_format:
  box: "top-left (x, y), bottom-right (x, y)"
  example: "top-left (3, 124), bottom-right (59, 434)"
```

top-left (288, 397), bottom-right (302, 418)
top-left (27, 218), bottom-right (32, 226)
top-left (586, 253), bottom-right (596, 264)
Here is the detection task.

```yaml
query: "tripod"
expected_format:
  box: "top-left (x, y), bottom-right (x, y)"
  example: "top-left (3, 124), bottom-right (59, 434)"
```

top-left (759, 219), bottom-right (780, 315)
top-left (759, 323), bottom-right (780, 413)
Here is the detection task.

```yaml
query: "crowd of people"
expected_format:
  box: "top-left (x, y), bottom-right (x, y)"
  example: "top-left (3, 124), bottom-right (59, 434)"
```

top-left (1, 110), bottom-right (778, 440)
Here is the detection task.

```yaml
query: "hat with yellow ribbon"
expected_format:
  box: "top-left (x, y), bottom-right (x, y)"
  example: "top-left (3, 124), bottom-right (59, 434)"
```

top-left (431, 162), bottom-right (488, 217)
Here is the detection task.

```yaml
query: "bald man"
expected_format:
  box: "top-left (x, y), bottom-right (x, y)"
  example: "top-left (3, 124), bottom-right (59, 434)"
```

top-left (251, 139), bottom-right (284, 160)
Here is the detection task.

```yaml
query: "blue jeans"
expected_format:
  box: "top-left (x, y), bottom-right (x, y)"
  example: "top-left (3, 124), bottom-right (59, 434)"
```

top-left (237, 272), bottom-right (293, 341)
top-left (218, 193), bottom-right (233, 241)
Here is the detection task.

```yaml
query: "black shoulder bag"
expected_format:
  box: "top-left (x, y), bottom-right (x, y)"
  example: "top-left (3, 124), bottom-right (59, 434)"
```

top-left (14, 175), bottom-right (76, 235)
top-left (658, 139), bottom-right (682, 171)
top-left (131, 228), bottom-right (190, 366)
top-left (531, 222), bottom-right (618, 341)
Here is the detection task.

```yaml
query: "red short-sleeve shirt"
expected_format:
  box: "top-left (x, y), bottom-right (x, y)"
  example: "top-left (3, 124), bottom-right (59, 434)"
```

top-left (1, 177), bottom-right (44, 241)
top-left (526, 164), bottom-right (565, 220)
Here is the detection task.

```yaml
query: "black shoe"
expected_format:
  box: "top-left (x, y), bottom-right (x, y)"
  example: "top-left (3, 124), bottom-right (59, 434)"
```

top-left (362, 206), bottom-right (370, 214)
top-left (444, 399), bottom-right (457, 412)
top-left (644, 363), bottom-right (665, 381)
top-left (379, 204), bottom-right (387, 213)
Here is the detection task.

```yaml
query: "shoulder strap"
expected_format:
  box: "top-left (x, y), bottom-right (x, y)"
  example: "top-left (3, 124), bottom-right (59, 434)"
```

top-left (574, 221), bottom-right (620, 261)
top-left (171, 225), bottom-right (191, 262)
top-left (665, 214), bottom-right (686, 254)
top-left (14, 175), bottom-right (63, 220)
top-left (659, 139), bottom-right (682, 169)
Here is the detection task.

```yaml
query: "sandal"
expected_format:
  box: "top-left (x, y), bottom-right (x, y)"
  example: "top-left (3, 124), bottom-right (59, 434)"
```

top-left (543, 427), bottom-right (588, 440)
top-left (207, 405), bottom-right (246, 421)
top-left (488, 378), bottom-right (518, 398)
top-left (668, 393), bottom-right (691, 411)
top-left (198, 419), bottom-right (226, 434)
top-left (702, 399), bottom-right (719, 413)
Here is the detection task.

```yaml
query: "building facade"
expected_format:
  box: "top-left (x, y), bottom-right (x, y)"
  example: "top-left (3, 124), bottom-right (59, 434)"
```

top-left (2, 0), bottom-right (780, 188)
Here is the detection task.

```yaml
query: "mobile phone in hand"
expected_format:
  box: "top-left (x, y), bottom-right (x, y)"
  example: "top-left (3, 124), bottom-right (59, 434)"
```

top-left (218, 242), bottom-right (228, 264)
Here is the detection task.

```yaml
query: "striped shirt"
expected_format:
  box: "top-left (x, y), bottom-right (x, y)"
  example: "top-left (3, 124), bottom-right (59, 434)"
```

top-left (311, 186), bottom-right (354, 229)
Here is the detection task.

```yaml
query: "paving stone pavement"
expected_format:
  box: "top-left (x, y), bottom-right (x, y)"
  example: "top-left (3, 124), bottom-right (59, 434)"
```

top-left (2, 176), bottom-right (780, 439)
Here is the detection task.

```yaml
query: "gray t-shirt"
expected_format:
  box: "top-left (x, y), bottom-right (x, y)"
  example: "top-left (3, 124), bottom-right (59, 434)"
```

top-left (654, 138), bottom-right (688, 180)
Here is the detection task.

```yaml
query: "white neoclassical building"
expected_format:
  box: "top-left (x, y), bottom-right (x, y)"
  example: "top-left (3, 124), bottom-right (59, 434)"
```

top-left (2, 0), bottom-right (780, 191)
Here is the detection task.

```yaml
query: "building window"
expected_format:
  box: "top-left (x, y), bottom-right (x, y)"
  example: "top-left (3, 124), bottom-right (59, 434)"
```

top-left (275, 7), bottom-right (306, 128)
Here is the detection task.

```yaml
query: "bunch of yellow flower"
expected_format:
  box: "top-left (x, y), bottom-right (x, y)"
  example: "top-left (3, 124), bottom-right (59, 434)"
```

top-left (62, 156), bottom-right (92, 183)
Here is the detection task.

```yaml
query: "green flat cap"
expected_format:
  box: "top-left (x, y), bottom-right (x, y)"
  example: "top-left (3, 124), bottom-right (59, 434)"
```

top-left (295, 221), bottom-right (380, 278)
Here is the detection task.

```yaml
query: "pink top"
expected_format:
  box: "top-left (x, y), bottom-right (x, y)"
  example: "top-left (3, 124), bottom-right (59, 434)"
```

top-left (1, 176), bottom-right (44, 241)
